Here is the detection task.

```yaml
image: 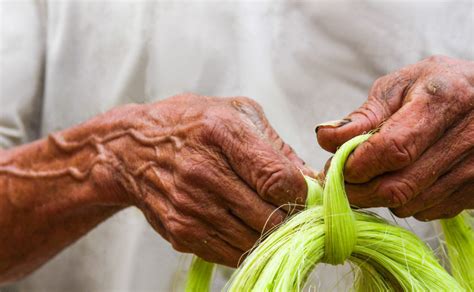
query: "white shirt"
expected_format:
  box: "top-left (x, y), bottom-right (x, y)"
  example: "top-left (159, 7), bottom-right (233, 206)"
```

top-left (1, 1), bottom-right (473, 291)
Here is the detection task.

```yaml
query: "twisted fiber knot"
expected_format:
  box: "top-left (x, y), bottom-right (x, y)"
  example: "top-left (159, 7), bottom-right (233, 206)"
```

top-left (320, 134), bottom-right (371, 265)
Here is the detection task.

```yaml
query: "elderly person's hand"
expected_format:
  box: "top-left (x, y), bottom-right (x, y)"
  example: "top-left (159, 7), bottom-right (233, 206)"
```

top-left (96, 94), bottom-right (309, 266)
top-left (0, 94), bottom-right (310, 282)
top-left (316, 56), bottom-right (473, 221)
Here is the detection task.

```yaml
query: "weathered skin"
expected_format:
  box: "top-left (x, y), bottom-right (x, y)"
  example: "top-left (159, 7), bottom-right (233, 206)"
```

top-left (317, 56), bottom-right (474, 221)
top-left (0, 94), bottom-right (310, 283)
top-left (2, 55), bottom-right (472, 284)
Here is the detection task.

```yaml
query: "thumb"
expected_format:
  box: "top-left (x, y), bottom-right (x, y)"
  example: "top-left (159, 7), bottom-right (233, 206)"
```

top-left (316, 100), bottom-right (386, 153)
top-left (315, 74), bottom-right (412, 153)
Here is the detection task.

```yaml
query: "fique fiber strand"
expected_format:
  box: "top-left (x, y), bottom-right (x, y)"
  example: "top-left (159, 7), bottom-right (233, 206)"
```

top-left (185, 134), bottom-right (469, 291)
top-left (440, 212), bottom-right (474, 290)
top-left (185, 256), bottom-right (215, 292)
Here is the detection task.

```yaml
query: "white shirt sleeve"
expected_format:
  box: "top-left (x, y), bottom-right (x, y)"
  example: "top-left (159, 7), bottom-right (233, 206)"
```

top-left (0, 0), bottom-right (46, 148)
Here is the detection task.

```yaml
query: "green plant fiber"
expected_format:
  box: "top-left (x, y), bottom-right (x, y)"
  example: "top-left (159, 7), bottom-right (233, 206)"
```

top-left (441, 212), bottom-right (474, 290)
top-left (185, 256), bottom-right (215, 292)
top-left (185, 134), bottom-right (472, 291)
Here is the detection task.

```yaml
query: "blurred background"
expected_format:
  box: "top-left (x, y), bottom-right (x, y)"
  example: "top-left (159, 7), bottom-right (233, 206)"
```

top-left (1, 0), bottom-right (472, 291)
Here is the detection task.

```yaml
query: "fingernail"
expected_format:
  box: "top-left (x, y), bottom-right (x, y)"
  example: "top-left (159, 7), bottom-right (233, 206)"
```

top-left (315, 118), bottom-right (351, 133)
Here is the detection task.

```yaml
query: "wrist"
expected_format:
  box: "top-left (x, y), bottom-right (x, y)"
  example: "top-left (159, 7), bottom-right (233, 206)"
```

top-left (43, 102), bottom-right (161, 208)
top-left (0, 130), bottom-right (130, 213)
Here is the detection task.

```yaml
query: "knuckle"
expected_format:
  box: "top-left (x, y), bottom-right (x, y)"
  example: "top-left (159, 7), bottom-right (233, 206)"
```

top-left (369, 76), bottom-right (391, 101)
top-left (423, 75), bottom-right (469, 102)
top-left (344, 148), bottom-right (372, 183)
top-left (353, 100), bottom-right (386, 128)
top-left (377, 178), bottom-right (417, 207)
top-left (260, 166), bottom-right (305, 205)
top-left (371, 72), bottom-right (404, 92)
top-left (370, 73), bottom-right (403, 100)
top-left (345, 140), bottom-right (381, 183)
top-left (260, 167), bottom-right (285, 200)
top-left (384, 136), bottom-right (416, 168)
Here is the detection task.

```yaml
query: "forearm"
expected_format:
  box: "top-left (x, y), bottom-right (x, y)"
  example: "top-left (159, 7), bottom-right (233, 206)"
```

top-left (0, 130), bottom-right (128, 283)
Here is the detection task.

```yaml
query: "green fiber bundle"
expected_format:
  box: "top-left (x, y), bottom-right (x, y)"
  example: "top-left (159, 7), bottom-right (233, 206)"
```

top-left (225, 134), bottom-right (461, 291)
top-left (225, 206), bottom-right (461, 291)
top-left (185, 256), bottom-right (215, 292)
top-left (441, 212), bottom-right (474, 290)
top-left (185, 134), bottom-right (472, 291)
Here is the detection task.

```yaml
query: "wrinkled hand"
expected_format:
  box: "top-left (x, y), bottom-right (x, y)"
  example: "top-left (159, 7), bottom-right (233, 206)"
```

top-left (76, 94), bottom-right (309, 266)
top-left (317, 56), bottom-right (474, 221)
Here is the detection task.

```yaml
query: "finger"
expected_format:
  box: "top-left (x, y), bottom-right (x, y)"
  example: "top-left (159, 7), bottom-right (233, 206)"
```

top-left (212, 98), bottom-right (308, 208)
top-left (391, 153), bottom-right (474, 217)
top-left (218, 212), bottom-right (261, 252)
top-left (171, 218), bottom-right (244, 267)
top-left (164, 188), bottom-right (262, 252)
top-left (316, 70), bottom-right (415, 153)
top-left (140, 184), bottom-right (245, 267)
top-left (344, 85), bottom-right (473, 183)
top-left (171, 155), bottom-right (288, 234)
top-left (140, 168), bottom-right (260, 266)
top-left (346, 115), bottom-right (474, 208)
top-left (223, 177), bottom-right (289, 233)
top-left (167, 213), bottom-right (245, 267)
top-left (412, 183), bottom-right (474, 221)
top-left (190, 195), bottom-right (261, 252)
top-left (195, 233), bottom-right (245, 267)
